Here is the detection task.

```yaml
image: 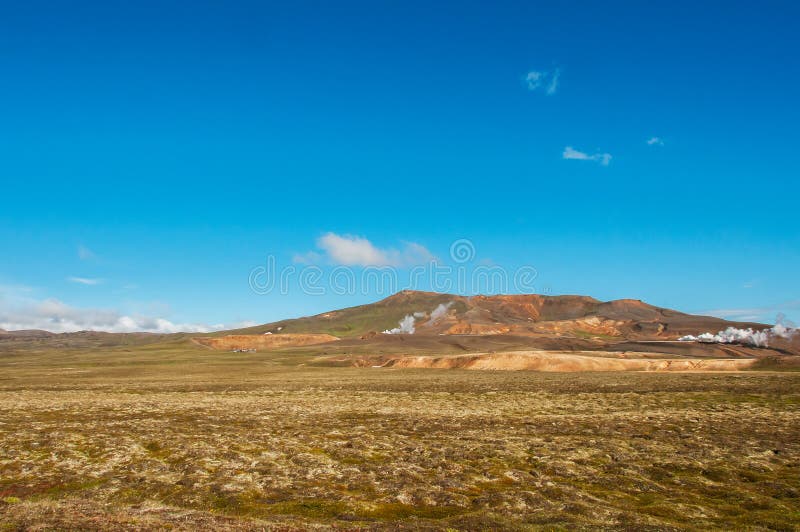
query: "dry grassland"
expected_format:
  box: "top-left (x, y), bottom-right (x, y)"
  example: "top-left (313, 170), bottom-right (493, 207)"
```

top-left (1, 344), bottom-right (799, 530)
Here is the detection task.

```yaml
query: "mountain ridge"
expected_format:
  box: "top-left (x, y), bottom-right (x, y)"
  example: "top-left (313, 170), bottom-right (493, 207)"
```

top-left (223, 290), bottom-right (765, 340)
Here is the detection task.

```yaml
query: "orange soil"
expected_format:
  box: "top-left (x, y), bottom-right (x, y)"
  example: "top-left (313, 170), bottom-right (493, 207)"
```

top-left (528, 316), bottom-right (626, 336)
top-left (381, 351), bottom-right (756, 372)
top-left (443, 323), bottom-right (512, 335)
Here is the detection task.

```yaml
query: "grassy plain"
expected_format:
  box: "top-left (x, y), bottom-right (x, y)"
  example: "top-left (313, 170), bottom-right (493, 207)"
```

top-left (1, 341), bottom-right (799, 530)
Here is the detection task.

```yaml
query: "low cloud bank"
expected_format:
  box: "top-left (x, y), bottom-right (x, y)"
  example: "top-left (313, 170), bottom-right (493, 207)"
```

top-left (0, 297), bottom-right (253, 334)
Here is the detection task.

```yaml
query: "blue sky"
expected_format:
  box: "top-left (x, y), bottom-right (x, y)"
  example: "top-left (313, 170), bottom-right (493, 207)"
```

top-left (1, 1), bottom-right (799, 331)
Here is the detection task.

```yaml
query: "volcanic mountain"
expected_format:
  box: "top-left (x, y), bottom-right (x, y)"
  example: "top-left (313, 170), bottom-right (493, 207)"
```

top-left (201, 291), bottom-right (798, 368)
top-left (226, 290), bottom-right (765, 341)
top-left (191, 291), bottom-right (798, 371)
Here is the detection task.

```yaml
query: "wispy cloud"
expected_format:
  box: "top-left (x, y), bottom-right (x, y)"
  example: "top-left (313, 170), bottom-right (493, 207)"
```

top-left (293, 251), bottom-right (322, 265)
top-left (525, 71), bottom-right (543, 90)
top-left (78, 245), bottom-right (95, 260)
top-left (547, 68), bottom-right (560, 95)
top-left (701, 300), bottom-right (800, 324)
top-left (302, 232), bottom-right (435, 267)
top-left (68, 276), bottom-right (103, 286)
top-left (646, 136), bottom-right (664, 146)
top-left (0, 283), bottom-right (34, 296)
top-left (702, 308), bottom-right (763, 321)
top-left (525, 69), bottom-right (560, 95)
top-left (562, 146), bottom-right (612, 166)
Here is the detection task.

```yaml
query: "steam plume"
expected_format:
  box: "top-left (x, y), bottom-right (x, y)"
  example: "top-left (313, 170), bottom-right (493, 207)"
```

top-left (383, 315), bottom-right (416, 335)
top-left (430, 302), bottom-right (453, 321)
top-left (679, 314), bottom-right (796, 347)
top-left (382, 301), bottom-right (454, 335)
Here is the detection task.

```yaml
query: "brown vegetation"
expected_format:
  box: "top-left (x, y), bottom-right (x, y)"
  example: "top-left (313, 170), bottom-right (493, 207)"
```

top-left (194, 333), bottom-right (340, 350)
top-left (0, 342), bottom-right (799, 530)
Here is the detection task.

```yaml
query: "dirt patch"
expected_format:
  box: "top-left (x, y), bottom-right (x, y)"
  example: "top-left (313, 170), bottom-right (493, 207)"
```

top-left (379, 351), bottom-right (757, 372)
top-left (528, 316), bottom-right (626, 337)
top-left (193, 334), bottom-right (339, 351)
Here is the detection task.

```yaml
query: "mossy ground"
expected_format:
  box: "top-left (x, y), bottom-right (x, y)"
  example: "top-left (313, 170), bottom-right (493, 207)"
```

top-left (0, 344), bottom-right (798, 530)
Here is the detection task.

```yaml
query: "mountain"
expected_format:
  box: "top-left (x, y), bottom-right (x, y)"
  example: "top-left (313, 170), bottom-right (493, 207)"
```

top-left (226, 290), bottom-right (764, 340)
top-left (212, 291), bottom-right (797, 370)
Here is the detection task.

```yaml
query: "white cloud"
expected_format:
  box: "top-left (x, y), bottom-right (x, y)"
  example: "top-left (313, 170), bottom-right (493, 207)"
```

top-left (318, 233), bottom-right (389, 266)
top-left (646, 137), bottom-right (664, 146)
top-left (562, 146), bottom-right (589, 160)
top-left (525, 71), bottom-right (544, 90)
top-left (313, 233), bottom-right (434, 267)
top-left (525, 69), bottom-right (560, 94)
top-left (68, 276), bottom-right (103, 285)
top-left (78, 245), bottom-right (95, 260)
top-left (562, 146), bottom-right (612, 166)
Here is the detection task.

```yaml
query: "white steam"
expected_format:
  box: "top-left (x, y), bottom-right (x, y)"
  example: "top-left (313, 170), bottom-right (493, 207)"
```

top-left (382, 301), bottom-right (454, 335)
top-left (679, 328), bottom-right (770, 347)
top-left (679, 314), bottom-right (796, 348)
top-left (383, 314), bottom-right (416, 335)
top-left (430, 302), bottom-right (453, 321)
